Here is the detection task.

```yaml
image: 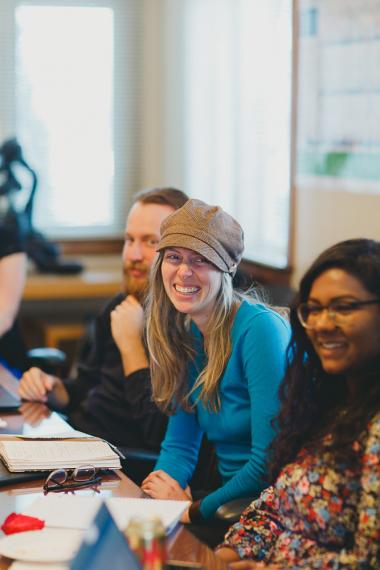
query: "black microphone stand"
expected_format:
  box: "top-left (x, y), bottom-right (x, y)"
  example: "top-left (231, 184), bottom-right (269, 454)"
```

top-left (0, 138), bottom-right (83, 274)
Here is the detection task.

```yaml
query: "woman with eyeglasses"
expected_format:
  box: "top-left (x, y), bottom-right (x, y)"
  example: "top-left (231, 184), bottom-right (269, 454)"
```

top-left (216, 238), bottom-right (380, 569)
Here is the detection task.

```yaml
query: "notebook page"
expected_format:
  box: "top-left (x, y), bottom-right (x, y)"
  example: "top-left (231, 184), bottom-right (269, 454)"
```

top-left (0, 440), bottom-right (120, 470)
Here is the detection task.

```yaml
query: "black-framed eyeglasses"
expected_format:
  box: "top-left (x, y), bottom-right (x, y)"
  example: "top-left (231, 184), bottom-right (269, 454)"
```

top-left (297, 299), bottom-right (380, 329)
top-left (43, 464), bottom-right (102, 493)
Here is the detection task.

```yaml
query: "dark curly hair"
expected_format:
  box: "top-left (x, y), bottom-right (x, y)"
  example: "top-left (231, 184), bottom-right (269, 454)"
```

top-left (269, 238), bottom-right (380, 482)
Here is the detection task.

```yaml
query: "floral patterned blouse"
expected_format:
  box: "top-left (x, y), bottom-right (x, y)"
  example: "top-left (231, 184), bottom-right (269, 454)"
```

top-left (220, 413), bottom-right (380, 568)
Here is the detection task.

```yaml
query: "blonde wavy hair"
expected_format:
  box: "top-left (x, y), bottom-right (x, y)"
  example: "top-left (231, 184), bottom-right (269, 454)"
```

top-left (146, 252), bottom-right (247, 413)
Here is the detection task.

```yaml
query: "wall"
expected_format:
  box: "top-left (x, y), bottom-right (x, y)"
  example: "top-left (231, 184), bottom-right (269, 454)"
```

top-left (293, 187), bottom-right (380, 286)
top-left (139, 0), bottom-right (380, 288)
top-left (140, 0), bottom-right (184, 191)
top-left (3, 1), bottom-right (379, 287)
top-left (292, 0), bottom-right (380, 285)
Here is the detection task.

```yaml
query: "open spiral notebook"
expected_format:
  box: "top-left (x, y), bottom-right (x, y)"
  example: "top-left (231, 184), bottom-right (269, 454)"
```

top-left (0, 435), bottom-right (121, 472)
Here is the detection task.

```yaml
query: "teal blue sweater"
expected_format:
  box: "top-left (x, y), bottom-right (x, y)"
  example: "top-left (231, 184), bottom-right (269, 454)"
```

top-left (155, 301), bottom-right (291, 519)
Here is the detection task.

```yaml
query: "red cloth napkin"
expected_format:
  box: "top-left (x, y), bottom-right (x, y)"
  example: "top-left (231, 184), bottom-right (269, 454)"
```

top-left (1, 512), bottom-right (45, 535)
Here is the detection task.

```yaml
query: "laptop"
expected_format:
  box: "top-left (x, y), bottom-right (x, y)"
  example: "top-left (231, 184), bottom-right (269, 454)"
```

top-left (0, 384), bottom-right (21, 411)
top-left (0, 364), bottom-right (21, 411)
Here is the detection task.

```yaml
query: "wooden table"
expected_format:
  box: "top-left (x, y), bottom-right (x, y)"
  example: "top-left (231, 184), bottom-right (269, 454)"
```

top-left (23, 255), bottom-right (122, 301)
top-left (0, 390), bottom-right (226, 568)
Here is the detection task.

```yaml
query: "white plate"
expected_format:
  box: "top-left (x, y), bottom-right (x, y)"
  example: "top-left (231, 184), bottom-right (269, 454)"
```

top-left (0, 528), bottom-right (83, 562)
top-left (10, 562), bottom-right (68, 570)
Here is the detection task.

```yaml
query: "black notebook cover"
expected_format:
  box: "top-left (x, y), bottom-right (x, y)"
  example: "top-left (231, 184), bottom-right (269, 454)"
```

top-left (0, 459), bottom-right (45, 487)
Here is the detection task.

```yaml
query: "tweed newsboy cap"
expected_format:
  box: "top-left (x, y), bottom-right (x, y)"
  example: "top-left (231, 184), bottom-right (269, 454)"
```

top-left (157, 199), bottom-right (244, 275)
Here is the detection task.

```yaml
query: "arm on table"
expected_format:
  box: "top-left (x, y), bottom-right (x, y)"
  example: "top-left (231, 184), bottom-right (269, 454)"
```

top-left (141, 407), bottom-right (204, 521)
top-left (0, 252), bottom-right (26, 337)
top-left (18, 296), bottom-right (111, 409)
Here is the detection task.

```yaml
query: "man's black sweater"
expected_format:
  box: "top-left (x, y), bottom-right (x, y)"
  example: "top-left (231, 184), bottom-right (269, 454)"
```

top-left (63, 293), bottom-right (167, 451)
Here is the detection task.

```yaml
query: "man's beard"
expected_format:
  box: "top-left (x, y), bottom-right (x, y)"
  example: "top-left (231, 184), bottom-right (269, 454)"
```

top-left (122, 262), bottom-right (150, 303)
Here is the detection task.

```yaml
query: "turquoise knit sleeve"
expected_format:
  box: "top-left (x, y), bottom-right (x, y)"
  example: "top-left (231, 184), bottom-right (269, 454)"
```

top-left (154, 405), bottom-right (204, 487)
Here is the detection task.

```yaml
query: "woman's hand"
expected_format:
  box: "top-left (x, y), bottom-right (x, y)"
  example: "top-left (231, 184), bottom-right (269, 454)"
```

top-left (215, 547), bottom-right (240, 564)
top-left (180, 506), bottom-right (191, 524)
top-left (141, 470), bottom-right (191, 501)
top-left (141, 471), bottom-right (192, 523)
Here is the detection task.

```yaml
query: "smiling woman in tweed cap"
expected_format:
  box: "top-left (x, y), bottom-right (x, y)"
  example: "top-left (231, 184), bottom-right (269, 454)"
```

top-left (142, 199), bottom-right (291, 534)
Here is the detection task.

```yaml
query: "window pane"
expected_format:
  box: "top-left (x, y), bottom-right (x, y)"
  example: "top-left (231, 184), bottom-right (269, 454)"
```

top-left (15, 5), bottom-right (114, 234)
top-left (183, 0), bottom-right (293, 268)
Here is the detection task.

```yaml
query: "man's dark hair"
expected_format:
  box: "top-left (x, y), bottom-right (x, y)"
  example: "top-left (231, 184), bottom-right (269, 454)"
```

top-left (132, 187), bottom-right (188, 211)
top-left (269, 238), bottom-right (380, 481)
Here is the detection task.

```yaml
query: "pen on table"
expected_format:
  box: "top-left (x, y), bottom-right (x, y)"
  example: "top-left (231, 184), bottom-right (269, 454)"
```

top-left (106, 441), bottom-right (126, 460)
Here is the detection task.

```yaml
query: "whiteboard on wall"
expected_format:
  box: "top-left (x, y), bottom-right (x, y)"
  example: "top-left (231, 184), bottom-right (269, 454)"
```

top-left (296, 0), bottom-right (380, 193)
